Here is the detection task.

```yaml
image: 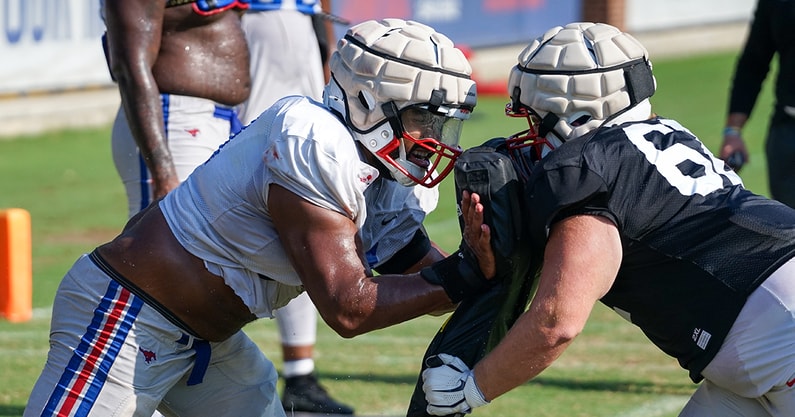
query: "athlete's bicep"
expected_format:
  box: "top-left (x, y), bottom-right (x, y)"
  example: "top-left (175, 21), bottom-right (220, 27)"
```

top-left (534, 215), bottom-right (622, 335)
top-left (268, 184), bottom-right (370, 315)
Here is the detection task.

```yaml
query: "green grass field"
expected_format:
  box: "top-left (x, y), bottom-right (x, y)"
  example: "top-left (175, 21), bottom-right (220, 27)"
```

top-left (0, 49), bottom-right (775, 416)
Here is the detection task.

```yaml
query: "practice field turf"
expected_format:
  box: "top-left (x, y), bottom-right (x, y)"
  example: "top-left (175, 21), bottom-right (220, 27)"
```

top-left (0, 50), bottom-right (774, 416)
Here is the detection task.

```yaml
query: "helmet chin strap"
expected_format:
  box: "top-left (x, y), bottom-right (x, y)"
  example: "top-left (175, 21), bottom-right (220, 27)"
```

top-left (351, 120), bottom-right (418, 186)
top-left (538, 112), bottom-right (569, 144)
top-left (381, 100), bottom-right (404, 136)
top-left (509, 85), bottom-right (566, 145)
top-left (355, 141), bottom-right (395, 182)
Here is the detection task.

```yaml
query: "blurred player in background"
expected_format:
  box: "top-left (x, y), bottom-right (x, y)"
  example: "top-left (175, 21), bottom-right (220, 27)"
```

top-left (238, 0), bottom-right (330, 126)
top-left (102, 0), bottom-right (250, 218)
top-left (24, 19), bottom-right (488, 417)
top-left (719, 0), bottom-right (795, 208)
top-left (100, 2), bottom-right (249, 416)
top-left (422, 22), bottom-right (795, 417)
top-left (237, 1), bottom-right (354, 413)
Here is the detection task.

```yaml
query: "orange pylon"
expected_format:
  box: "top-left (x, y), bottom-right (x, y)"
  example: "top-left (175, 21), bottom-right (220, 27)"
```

top-left (0, 208), bottom-right (32, 322)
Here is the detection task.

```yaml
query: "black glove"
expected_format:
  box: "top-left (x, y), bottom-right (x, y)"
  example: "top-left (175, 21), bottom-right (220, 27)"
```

top-left (420, 243), bottom-right (496, 303)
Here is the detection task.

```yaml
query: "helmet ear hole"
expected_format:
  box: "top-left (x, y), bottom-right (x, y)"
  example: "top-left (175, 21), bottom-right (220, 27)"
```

top-left (358, 90), bottom-right (376, 111)
top-left (571, 114), bottom-right (592, 127)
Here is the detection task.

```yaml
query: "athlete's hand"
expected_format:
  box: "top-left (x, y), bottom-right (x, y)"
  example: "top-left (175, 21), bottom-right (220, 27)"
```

top-left (461, 190), bottom-right (496, 279)
top-left (419, 191), bottom-right (498, 302)
top-left (719, 129), bottom-right (748, 172)
top-left (422, 353), bottom-right (489, 415)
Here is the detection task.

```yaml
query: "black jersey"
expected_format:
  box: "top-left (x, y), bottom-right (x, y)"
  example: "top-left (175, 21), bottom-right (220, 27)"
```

top-left (523, 117), bottom-right (795, 382)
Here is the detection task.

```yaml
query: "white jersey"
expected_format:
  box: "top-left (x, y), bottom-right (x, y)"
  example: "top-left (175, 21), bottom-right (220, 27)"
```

top-left (160, 96), bottom-right (437, 319)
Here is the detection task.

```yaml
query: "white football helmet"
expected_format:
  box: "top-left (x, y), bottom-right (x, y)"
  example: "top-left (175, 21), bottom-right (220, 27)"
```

top-left (505, 22), bottom-right (656, 158)
top-left (324, 18), bottom-right (477, 187)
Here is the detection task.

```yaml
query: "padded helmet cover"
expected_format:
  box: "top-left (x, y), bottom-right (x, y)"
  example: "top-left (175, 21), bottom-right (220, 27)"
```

top-left (327, 18), bottom-right (476, 133)
top-left (507, 22), bottom-right (656, 142)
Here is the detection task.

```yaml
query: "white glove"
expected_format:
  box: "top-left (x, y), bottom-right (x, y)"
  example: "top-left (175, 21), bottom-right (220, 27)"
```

top-left (422, 353), bottom-right (489, 415)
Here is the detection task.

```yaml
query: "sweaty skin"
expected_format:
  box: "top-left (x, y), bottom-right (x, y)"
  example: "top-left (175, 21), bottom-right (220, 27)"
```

top-left (96, 189), bottom-right (493, 342)
top-left (472, 214), bottom-right (621, 401)
top-left (103, 2), bottom-right (251, 200)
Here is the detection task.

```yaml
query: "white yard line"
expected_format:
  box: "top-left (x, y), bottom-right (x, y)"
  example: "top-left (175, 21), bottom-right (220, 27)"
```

top-left (615, 395), bottom-right (690, 417)
top-left (32, 306), bottom-right (53, 319)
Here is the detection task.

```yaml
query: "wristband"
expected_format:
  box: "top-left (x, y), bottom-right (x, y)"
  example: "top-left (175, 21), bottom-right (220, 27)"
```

top-left (420, 248), bottom-right (493, 303)
top-left (723, 126), bottom-right (742, 137)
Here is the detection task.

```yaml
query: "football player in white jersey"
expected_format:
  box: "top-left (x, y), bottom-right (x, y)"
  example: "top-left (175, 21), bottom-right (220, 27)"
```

top-left (422, 22), bottom-right (795, 417)
top-left (24, 19), bottom-right (491, 417)
top-left (237, 1), bottom-right (355, 413)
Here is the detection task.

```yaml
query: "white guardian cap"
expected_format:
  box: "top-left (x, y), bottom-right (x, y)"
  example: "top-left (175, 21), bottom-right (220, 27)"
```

top-left (324, 18), bottom-right (477, 187)
top-left (505, 22), bottom-right (656, 157)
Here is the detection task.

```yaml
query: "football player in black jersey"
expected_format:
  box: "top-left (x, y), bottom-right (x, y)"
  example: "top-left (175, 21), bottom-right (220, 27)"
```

top-left (422, 22), bottom-right (795, 417)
